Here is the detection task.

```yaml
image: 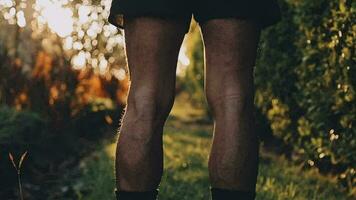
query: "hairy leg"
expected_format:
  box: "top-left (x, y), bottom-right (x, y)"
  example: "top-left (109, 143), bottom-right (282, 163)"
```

top-left (115, 16), bottom-right (189, 191)
top-left (200, 18), bottom-right (261, 191)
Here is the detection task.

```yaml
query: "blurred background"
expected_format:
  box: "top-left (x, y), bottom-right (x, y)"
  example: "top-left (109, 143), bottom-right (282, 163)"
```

top-left (0, 0), bottom-right (354, 199)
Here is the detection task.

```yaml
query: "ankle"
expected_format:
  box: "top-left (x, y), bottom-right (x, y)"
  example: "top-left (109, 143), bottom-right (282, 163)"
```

top-left (115, 188), bottom-right (159, 200)
top-left (210, 187), bottom-right (256, 200)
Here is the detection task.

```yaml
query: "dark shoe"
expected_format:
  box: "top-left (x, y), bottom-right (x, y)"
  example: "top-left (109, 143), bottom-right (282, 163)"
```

top-left (115, 188), bottom-right (159, 200)
top-left (210, 187), bottom-right (256, 200)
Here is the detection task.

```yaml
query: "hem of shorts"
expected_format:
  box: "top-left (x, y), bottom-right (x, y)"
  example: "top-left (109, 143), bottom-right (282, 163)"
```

top-left (108, 10), bottom-right (192, 33)
top-left (108, 11), bottom-right (282, 31)
top-left (110, 9), bottom-right (191, 24)
top-left (195, 14), bottom-right (282, 31)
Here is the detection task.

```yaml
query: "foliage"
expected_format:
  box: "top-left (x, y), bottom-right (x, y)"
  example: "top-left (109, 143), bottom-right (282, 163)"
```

top-left (0, 106), bottom-right (47, 198)
top-left (0, 106), bottom-right (46, 144)
top-left (0, 98), bottom-right (120, 198)
top-left (0, 0), bottom-right (128, 197)
top-left (254, 0), bottom-right (355, 194)
top-left (179, 21), bottom-right (212, 122)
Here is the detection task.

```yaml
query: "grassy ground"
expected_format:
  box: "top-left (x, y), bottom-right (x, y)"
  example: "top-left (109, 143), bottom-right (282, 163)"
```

top-left (73, 92), bottom-right (349, 200)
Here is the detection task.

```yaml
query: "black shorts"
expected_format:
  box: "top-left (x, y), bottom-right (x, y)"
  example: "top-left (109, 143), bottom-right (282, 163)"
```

top-left (108, 0), bottom-right (282, 33)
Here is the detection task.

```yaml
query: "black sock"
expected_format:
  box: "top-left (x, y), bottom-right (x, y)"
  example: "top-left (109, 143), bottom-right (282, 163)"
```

top-left (115, 188), bottom-right (159, 200)
top-left (210, 187), bottom-right (256, 200)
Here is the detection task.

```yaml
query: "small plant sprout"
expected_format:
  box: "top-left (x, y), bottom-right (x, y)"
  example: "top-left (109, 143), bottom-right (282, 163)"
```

top-left (9, 151), bottom-right (28, 200)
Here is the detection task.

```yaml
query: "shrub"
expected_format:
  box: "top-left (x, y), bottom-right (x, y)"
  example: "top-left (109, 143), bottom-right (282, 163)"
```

top-left (0, 106), bottom-right (47, 198)
top-left (255, 0), bottom-right (355, 194)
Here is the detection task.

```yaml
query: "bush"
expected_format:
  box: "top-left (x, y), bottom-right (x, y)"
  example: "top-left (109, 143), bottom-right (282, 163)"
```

top-left (0, 106), bottom-right (47, 198)
top-left (255, 0), bottom-right (355, 194)
top-left (0, 97), bottom-right (121, 199)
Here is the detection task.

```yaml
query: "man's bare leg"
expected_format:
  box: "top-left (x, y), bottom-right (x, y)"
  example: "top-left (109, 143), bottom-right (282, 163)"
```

top-left (200, 18), bottom-right (261, 197)
top-left (115, 16), bottom-right (189, 194)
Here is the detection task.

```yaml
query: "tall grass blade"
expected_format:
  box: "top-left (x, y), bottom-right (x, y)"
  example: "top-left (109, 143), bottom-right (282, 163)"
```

top-left (9, 152), bottom-right (18, 171)
top-left (19, 151), bottom-right (28, 170)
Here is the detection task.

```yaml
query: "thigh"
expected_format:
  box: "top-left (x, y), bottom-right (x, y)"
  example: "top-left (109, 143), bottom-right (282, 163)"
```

top-left (124, 16), bottom-right (189, 99)
top-left (199, 18), bottom-right (261, 105)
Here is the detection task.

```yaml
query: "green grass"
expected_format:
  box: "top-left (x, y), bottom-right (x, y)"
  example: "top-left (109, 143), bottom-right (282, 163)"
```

top-left (73, 92), bottom-right (350, 200)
